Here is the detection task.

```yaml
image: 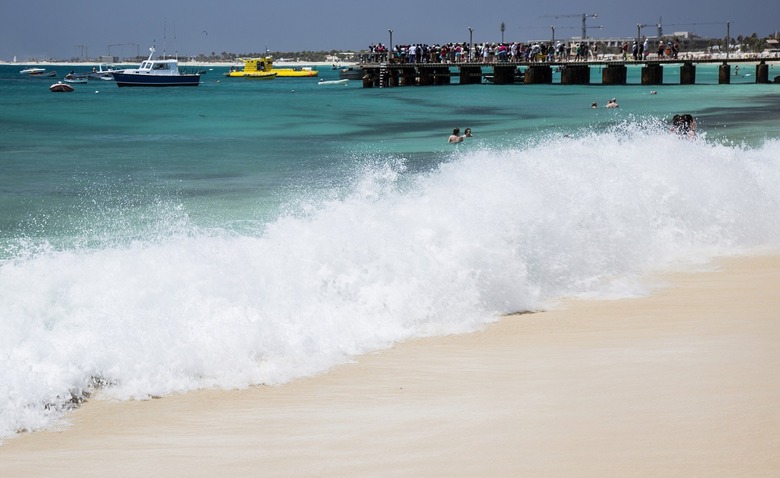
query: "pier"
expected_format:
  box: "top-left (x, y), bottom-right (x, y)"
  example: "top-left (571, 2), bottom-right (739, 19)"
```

top-left (358, 58), bottom-right (778, 88)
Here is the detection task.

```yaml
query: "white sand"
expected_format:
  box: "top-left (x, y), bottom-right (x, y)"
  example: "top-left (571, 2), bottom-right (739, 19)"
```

top-left (1, 255), bottom-right (779, 477)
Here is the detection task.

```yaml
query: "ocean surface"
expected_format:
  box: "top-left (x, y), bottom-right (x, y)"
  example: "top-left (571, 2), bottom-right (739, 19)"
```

top-left (1, 61), bottom-right (779, 441)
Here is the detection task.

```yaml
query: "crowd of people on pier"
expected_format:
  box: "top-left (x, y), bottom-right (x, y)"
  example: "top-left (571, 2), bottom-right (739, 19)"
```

top-left (364, 41), bottom-right (597, 64)
top-left (364, 36), bottom-right (683, 64)
top-left (624, 38), bottom-right (681, 60)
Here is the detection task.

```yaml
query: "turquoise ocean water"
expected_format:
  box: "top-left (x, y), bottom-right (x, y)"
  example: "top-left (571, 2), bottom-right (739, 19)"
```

top-left (1, 62), bottom-right (779, 440)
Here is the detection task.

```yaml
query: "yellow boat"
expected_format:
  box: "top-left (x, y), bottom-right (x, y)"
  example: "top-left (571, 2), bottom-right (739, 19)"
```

top-left (224, 60), bottom-right (276, 79)
top-left (225, 57), bottom-right (318, 78)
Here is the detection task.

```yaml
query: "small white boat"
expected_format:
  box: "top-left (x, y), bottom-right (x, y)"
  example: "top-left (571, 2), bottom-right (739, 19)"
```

top-left (21, 68), bottom-right (57, 78)
top-left (318, 78), bottom-right (349, 86)
top-left (64, 73), bottom-right (88, 84)
top-left (20, 67), bottom-right (46, 75)
top-left (338, 66), bottom-right (363, 80)
top-left (88, 64), bottom-right (118, 80)
top-left (49, 81), bottom-right (74, 92)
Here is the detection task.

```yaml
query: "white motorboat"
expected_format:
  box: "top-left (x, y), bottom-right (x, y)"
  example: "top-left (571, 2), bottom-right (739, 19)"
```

top-left (20, 67), bottom-right (46, 75)
top-left (111, 47), bottom-right (200, 87)
top-left (64, 73), bottom-right (89, 84)
top-left (318, 78), bottom-right (349, 86)
top-left (88, 64), bottom-right (119, 80)
top-left (20, 67), bottom-right (57, 78)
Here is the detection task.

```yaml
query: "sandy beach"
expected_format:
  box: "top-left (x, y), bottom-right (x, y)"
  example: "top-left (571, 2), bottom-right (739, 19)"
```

top-left (1, 255), bottom-right (779, 477)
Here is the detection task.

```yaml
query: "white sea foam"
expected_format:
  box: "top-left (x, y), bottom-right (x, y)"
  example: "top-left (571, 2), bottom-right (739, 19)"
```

top-left (2, 127), bottom-right (780, 441)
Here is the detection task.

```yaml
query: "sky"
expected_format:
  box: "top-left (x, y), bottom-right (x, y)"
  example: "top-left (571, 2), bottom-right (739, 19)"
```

top-left (1, 0), bottom-right (778, 61)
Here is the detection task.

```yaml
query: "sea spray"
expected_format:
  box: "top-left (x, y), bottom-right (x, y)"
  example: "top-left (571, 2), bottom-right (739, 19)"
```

top-left (2, 127), bottom-right (780, 441)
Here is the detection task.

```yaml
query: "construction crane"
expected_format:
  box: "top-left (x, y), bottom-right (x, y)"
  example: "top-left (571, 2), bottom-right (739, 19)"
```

top-left (108, 43), bottom-right (140, 59)
top-left (542, 13), bottom-right (599, 39)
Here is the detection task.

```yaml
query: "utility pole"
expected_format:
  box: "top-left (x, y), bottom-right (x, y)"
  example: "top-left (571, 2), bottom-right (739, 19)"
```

top-left (468, 27), bottom-right (473, 61)
top-left (726, 21), bottom-right (730, 60)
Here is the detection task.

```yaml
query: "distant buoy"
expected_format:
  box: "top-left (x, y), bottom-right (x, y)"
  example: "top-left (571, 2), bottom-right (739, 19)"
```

top-left (95, 90), bottom-right (99, 94)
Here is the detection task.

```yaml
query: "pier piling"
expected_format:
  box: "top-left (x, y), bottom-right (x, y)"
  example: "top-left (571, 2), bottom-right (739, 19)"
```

top-left (756, 61), bottom-right (769, 84)
top-left (459, 66), bottom-right (482, 85)
top-left (492, 65), bottom-right (516, 84)
top-left (680, 62), bottom-right (696, 85)
top-left (641, 63), bottom-right (664, 85)
top-left (524, 65), bottom-right (553, 84)
top-left (602, 64), bottom-right (627, 85)
top-left (719, 63), bottom-right (731, 84)
top-left (561, 64), bottom-right (590, 85)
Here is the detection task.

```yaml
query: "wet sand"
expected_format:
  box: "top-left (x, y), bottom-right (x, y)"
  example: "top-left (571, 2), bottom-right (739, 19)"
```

top-left (1, 255), bottom-right (779, 477)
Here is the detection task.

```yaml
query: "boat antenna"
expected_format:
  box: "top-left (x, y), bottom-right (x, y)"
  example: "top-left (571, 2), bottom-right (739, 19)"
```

top-left (174, 21), bottom-right (178, 61)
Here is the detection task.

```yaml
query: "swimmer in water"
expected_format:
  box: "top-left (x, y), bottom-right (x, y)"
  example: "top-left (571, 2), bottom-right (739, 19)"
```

top-left (448, 128), bottom-right (463, 143)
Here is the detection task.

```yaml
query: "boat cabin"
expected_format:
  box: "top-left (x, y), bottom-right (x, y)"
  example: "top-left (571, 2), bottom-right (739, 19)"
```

top-left (240, 57), bottom-right (274, 73)
top-left (137, 60), bottom-right (179, 74)
top-left (119, 47), bottom-right (182, 76)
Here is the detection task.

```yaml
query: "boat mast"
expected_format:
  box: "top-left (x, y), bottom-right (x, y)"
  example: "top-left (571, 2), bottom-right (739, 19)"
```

top-left (163, 19), bottom-right (167, 59)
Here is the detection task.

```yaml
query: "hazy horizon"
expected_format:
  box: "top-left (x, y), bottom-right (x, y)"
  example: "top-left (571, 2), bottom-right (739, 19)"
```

top-left (1, 1), bottom-right (777, 61)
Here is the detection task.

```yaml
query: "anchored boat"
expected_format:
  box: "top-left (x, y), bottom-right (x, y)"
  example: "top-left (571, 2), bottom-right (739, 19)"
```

top-left (225, 57), bottom-right (318, 78)
top-left (49, 81), bottom-right (74, 92)
top-left (224, 60), bottom-right (277, 79)
top-left (21, 68), bottom-right (57, 78)
top-left (318, 78), bottom-right (349, 86)
top-left (111, 47), bottom-right (200, 87)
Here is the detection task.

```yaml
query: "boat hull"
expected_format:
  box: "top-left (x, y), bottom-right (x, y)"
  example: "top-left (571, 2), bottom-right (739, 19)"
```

top-left (224, 72), bottom-right (277, 79)
top-left (112, 72), bottom-right (200, 87)
top-left (338, 67), bottom-right (364, 80)
top-left (271, 69), bottom-right (318, 77)
top-left (318, 79), bottom-right (349, 86)
top-left (25, 71), bottom-right (58, 78)
top-left (49, 82), bottom-right (74, 92)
